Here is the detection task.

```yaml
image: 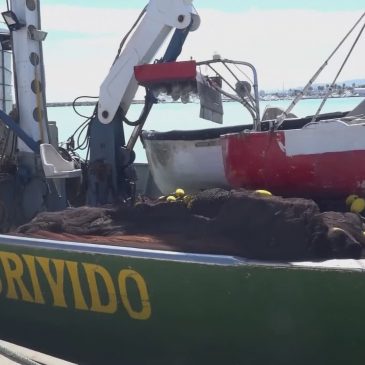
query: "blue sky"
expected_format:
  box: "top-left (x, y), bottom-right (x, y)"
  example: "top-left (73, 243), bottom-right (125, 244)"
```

top-left (5, 0), bottom-right (362, 101)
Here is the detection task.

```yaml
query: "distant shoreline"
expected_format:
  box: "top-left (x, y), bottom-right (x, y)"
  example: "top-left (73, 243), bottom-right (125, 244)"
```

top-left (47, 95), bottom-right (364, 108)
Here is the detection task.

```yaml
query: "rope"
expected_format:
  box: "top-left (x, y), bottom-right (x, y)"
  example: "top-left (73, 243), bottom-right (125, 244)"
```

top-left (311, 21), bottom-right (365, 123)
top-left (275, 11), bottom-right (365, 129)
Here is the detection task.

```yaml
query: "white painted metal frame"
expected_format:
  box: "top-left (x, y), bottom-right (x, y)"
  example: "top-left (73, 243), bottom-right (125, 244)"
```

top-left (10, 0), bottom-right (49, 152)
top-left (98, 0), bottom-right (200, 124)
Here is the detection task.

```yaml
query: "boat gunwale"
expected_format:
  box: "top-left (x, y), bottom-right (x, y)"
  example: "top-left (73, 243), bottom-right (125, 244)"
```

top-left (141, 124), bottom-right (252, 141)
top-left (1, 234), bottom-right (364, 273)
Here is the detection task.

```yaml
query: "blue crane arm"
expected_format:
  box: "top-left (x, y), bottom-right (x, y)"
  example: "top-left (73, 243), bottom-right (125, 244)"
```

top-left (0, 109), bottom-right (39, 153)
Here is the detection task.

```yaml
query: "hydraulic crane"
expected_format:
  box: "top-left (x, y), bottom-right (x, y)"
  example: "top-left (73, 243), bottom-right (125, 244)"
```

top-left (0, 0), bottom-right (200, 227)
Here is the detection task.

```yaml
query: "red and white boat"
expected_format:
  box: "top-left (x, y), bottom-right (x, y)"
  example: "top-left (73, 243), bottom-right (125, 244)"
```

top-left (222, 101), bottom-right (365, 198)
top-left (138, 54), bottom-right (365, 199)
top-left (219, 24), bottom-right (365, 199)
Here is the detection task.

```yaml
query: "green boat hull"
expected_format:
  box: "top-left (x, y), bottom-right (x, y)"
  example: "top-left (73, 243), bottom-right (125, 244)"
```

top-left (0, 234), bottom-right (363, 365)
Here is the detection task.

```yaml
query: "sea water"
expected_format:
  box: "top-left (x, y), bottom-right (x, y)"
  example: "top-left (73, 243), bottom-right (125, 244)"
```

top-left (47, 96), bottom-right (365, 163)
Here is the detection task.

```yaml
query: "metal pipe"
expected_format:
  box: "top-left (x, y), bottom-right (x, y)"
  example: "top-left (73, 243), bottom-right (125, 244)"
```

top-left (196, 59), bottom-right (260, 128)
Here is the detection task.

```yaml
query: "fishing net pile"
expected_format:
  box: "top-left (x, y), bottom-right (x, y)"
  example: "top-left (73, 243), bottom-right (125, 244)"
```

top-left (15, 188), bottom-right (365, 261)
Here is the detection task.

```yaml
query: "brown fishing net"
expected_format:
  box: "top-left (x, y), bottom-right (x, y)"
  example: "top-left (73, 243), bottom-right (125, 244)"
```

top-left (15, 188), bottom-right (365, 261)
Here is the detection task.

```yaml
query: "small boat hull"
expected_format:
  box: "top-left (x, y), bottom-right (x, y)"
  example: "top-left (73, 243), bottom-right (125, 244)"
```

top-left (142, 125), bottom-right (249, 195)
top-left (222, 120), bottom-right (365, 197)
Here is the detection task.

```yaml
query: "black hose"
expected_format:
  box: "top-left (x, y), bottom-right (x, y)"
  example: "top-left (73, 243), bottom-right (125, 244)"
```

top-left (122, 90), bottom-right (157, 126)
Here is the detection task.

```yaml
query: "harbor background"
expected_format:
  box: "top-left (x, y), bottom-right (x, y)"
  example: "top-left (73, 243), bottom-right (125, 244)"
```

top-left (47, 96), bottom-right (365, 163)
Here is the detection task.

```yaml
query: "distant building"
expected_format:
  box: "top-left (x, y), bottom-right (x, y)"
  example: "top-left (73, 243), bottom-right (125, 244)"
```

top-left (354, 88), bottom-right (365, 96)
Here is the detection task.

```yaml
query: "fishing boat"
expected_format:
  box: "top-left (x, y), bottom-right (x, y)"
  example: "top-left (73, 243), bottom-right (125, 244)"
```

top-left (141, 12), bottom-right (365, 198)
top-left (0, 1), bottom-right (365, 365)
top-left (1, 233), bottom-right (365, 365)
top-left (141, 58), bottom-right (260, 195)
top-left (218, 17), bottom-right (365, 198)
top-left (142, 65), bottom-right (365, 198)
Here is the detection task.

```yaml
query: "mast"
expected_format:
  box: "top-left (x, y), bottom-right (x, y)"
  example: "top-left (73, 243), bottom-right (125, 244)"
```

top-left (10, 0), bottom-right (49, 152)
